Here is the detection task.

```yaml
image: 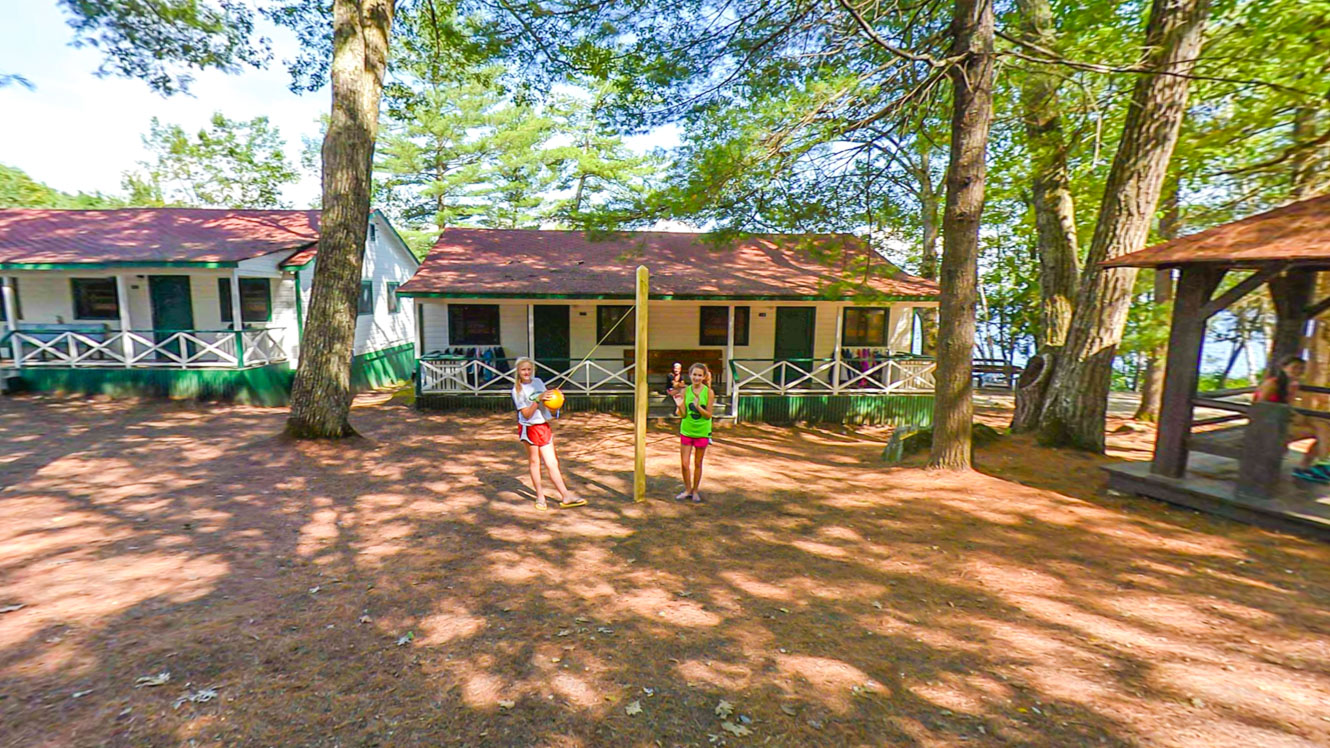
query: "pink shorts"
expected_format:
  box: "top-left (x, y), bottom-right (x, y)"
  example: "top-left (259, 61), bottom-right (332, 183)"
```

top-left (680, 435), bottom-right (710, 449)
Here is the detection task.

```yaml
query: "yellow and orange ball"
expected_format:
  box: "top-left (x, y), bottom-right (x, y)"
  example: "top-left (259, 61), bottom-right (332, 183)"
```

top-left (542, 388), bottom-right (565, 411)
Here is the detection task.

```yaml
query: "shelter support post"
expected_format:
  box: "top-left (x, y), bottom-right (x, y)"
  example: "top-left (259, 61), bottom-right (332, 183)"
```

top-left (1152, 265), bottom-right (1225, 478)
top-left (527, 304), bottom-right (535, 359)
top-left (1267, 269), bottom-right (1315, 375)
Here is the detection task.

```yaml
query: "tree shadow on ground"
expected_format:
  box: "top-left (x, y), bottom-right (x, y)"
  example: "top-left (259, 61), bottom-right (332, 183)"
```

top-left (1, 397), bottom-right (1329, 746)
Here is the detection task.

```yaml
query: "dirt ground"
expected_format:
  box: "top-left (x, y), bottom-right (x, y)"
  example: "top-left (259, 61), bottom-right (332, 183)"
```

top-left (1, 394), bottom-right (1328, 747)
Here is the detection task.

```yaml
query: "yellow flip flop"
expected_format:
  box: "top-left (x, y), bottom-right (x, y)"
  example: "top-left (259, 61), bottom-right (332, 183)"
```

top-left (558, 497), bottom-right (588, 509)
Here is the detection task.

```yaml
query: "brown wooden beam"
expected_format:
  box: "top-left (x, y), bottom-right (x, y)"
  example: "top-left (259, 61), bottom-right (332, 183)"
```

top-left (1305, 293), bottom-right (1330, 320)
top-left (1199, 264), bottom-right (1288, 319)
top-left (1153, 265), bottom-right (1225, 479)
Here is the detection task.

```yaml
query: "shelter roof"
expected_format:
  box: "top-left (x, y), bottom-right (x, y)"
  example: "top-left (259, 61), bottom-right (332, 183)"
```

top-left (1103, 195), bottom-right (1330, 268)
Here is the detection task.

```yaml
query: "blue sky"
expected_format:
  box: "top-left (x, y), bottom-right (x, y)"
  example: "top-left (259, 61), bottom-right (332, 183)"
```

top-left (0, 3), bottom-right (678, 209)
top-left (0, 3), bottom-right (329, 205)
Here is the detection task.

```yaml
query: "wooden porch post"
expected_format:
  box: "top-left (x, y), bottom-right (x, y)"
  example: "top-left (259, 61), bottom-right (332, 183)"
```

top-left (1152, 264), bottom-right (1225, 478)
top-left (1267, 269), bottom-right (1315, 374)
top-left (115, 274), bottom-right (133, 367)
top-left (832, 304), bottom-right (844, 393)
top-left (633, 266), bottom-right (649, 503)
top-left (413, 300), bottom-right (423, 359)
top-left (230, 271), bottom-right (244, 367)
top-left (527, 303), bottom-right (535, 360)
top-left (2, 276), bottom-right (21, 370)
top-left (726, 304), bottom-right (736, 395)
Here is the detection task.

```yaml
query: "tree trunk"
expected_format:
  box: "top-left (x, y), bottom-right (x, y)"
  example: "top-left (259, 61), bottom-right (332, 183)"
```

top-left (1133, 181), bottom-right (1180, 421)
top-left (917, 140), bottom-right (941, 356)
top-left (929, 0), bottom-right (996, 471)
top-left (1133, 268), bottom-right (1173, 420)
top-left (1037, 0), bottom-right (1211, 452)
top-left (1293, 106), bottom-right (1330, 410)
top-left (1008, 0), bottom-right (1078, 432)
top-left (1016, 0), bottom-right (1079, 351)
top-left (286, 0), bottom-right (396, 439)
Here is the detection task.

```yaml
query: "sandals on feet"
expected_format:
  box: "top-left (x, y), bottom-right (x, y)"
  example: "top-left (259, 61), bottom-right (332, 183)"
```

top-left (559, 497), bottom-right (588, 508)
top-left (674, 490), bottom-right (691, 501)
top-left (535, 499), bottom-right (549, 511)
top-left (690, 492), bottom-right (703, 504)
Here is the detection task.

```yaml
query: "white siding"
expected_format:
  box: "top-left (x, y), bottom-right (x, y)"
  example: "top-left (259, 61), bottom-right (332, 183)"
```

top-left (10, 272), bottom-right (78, 325)
top-left (271, 276), bottom-right (299, 360)
top-left (421, 301), bottom-right (449, 352)
top-left (284, 212), bottom-right (419, 362)
top-left (414, 299), bottom-right (925, 363)
top-left (352, 212), bottom-right (418, 355)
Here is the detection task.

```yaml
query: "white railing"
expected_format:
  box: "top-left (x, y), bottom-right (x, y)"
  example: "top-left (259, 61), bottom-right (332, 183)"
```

top-left (418, 357), bottom-right (638, 395)
top-left (416, 356), bottom-right (936, 397)
top-left (0, 328), bottom-right (287, 369)
top-left (730, 357), bottom-right (936, 395)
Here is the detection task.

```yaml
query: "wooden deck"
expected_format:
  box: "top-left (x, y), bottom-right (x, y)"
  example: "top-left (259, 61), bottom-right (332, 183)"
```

top-left (1104, 452), bottom-right (1330, 541)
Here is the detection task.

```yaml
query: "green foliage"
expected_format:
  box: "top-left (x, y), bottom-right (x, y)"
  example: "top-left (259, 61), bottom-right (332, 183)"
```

top-left (0, 164), bottom-right (125, 209)
top-left (58, 0), bottom-right (270, 94)
top-left (372, 1), bottom-right (666, 234)
top-left (124, 113), bottom-right (299, 208)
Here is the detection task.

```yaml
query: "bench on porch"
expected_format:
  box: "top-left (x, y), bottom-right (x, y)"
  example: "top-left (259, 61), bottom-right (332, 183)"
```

top-left (623, 349), bottom-right (726, 395)
top-left (972, 358), bottom-right (1018, 389)
top-left (3, 323), bottom-right (112, 363)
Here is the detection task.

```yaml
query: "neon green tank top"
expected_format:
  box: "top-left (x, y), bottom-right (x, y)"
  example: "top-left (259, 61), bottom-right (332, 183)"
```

top-left (680, 384), bottom-right (712, 438)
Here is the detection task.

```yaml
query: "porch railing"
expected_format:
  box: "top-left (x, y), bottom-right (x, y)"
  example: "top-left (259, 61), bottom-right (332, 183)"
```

top-left (417, 355), bottom-right (937, 397)
top-left (418, 357), bottom-right (637, 395)
top-left (730, 357), bottom-right (936, 395)
top-left (0, 328), bottom-right (287, 369)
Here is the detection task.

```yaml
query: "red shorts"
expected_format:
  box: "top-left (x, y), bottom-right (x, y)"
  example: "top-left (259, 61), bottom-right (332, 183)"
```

top-left (519, 422), bottom-right (553, 446)
top-left (680, 435), bottom-right (710, 449)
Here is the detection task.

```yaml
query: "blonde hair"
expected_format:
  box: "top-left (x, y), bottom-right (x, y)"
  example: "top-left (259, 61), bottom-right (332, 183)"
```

top-left (689, 362), bottom-right (712, 387)
top-left (513, 357), bottom-right (535, 396)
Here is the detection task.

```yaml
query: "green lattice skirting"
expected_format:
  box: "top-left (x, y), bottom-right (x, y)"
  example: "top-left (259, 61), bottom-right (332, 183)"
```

top-left (15, 364), bottom-right (296, 406)
top-left (417, 393), bottom-right (933, 427)
top-left (736, 395), bottom-right (934, 426)
top-left (350, 343), bottom-right (416, 391)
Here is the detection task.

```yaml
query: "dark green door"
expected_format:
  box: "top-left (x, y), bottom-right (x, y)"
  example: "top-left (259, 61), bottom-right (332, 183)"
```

top-left (774, 306), bottom-right (816, 385)
top-left (533, 305), bottom-right (571, 376)
top-left (149, 276), bottom-right (194, 361)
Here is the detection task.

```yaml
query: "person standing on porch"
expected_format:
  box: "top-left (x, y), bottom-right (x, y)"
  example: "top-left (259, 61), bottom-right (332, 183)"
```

top-left (512, 357), bottom-right (586, 510)
top-left (677, 363), bottom-right (715, 503)
top-left (664, 361), bottom-right (686, 416)
top-left (1254, 355), bottom-right (1330, 483)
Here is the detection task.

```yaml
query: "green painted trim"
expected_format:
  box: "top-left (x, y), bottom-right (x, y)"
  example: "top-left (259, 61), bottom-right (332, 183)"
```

top-left (350, 342), bottom-right (415, 391)
top-left (415, 392), bottom-right (934, 427)
top-left (15, 364), bottom-right (295, 406)
top-left (398, 291), bottom-right (937, 302)
top-left (293, 269), bottom-right (304, 340)
top-left (737, 394), bottom-right (934, 427)
top-left (0, 261), bottom-right (239, 270)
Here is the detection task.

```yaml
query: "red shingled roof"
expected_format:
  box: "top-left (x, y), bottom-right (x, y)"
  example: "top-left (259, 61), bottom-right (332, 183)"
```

top-left (0, 208), bottom-right (320, 266)
top-left (398, 229), bottom-right (940, 299)
top-left (1103, 194), bottom-right (1330, 268)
